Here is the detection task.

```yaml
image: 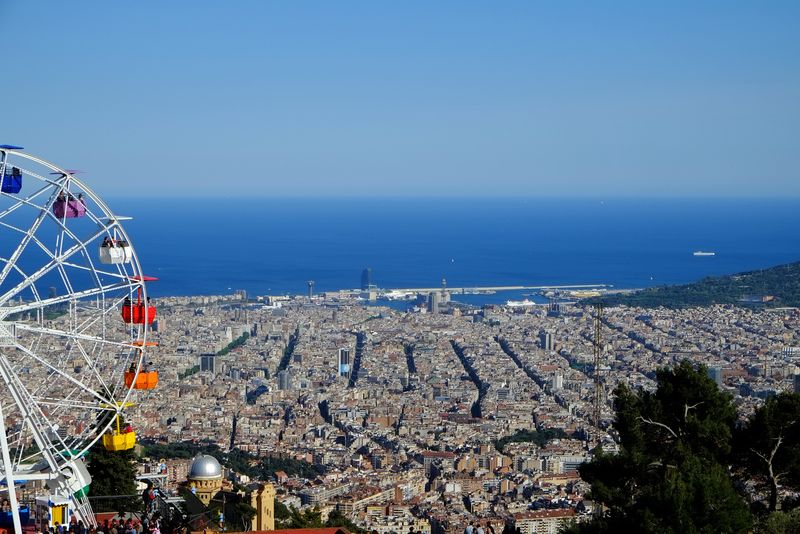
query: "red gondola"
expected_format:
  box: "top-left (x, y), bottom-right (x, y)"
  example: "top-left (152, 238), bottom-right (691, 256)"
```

top-left (121, 280), bottom-right (157, 325)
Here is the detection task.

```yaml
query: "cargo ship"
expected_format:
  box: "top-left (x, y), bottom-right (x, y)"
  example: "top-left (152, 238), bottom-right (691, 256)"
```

top-left (693, 251), bottom-right (716, 256)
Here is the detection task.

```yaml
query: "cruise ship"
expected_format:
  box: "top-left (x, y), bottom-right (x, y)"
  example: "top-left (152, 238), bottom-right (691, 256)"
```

top-left (693, 251), bottom-right (716, 256)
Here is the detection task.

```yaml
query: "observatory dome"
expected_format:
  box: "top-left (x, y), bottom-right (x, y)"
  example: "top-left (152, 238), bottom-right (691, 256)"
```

top-left (188, 454), bottom-right (222, 480)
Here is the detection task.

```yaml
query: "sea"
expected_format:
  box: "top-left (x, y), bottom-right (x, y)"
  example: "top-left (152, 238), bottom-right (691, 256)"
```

top-left (96, 197), bottom-right (800, 308)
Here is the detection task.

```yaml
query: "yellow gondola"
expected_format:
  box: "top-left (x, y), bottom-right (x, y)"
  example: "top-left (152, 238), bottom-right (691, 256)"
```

top-left (102, 411), bottom-right (136, 452)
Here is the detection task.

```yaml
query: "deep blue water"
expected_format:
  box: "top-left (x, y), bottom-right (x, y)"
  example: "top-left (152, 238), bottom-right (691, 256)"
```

top-left (88, 197), bottom-right (800, 304)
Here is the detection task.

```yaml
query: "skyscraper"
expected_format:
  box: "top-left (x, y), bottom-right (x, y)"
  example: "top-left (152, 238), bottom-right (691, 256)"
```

top-left (540, 332), bottom-right (554, 351)
top-left (278, 369), bottom-right (292, 390)
top-left (199, 354), bottom-right (216, 375)
top-left (709, 367), bottom-right (723, 387)
top-left (428, 292), bottom-right (441, 314)
top-left (338, 348), bottom-right (350, 378)
top-left (361, 268), bottom-right (373, 291)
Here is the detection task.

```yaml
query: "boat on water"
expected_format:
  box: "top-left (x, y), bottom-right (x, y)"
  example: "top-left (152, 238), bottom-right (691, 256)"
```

top-left (506, 299), bottom-right (536, 307)
top-left (693, 251), bottom-right (716, 256)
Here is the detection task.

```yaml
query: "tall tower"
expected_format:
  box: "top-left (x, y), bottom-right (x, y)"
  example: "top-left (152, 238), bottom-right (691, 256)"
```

top-left (428, 292), bottom-right (441, 314)
top-left (307, 280), bottom-right (315, 299)
top-left (338, 348), bottom-right (351, 378)
top-left (277, 369), bottom-right (292, 390)
top-left (592, 304), bottom-right (604, 430)
top-left (361, 267), bottom-right (373, 291)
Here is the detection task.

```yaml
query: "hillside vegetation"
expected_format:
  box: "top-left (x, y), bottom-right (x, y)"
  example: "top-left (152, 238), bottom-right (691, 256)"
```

top-left (589, 261), bottom-right (800, 308)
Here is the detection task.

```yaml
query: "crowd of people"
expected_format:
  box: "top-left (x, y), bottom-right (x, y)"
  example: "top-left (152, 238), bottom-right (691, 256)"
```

top-left (42, 515), bottom-right (163, 534)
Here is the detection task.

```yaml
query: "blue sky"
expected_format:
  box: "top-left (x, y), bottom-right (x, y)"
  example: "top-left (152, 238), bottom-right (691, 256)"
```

top-left (1, 1), bottom-right (798, 198)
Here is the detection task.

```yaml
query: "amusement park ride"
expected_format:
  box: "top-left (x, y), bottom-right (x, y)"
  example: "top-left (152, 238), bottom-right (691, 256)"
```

top-left (0, 146), bottom-right (158, 531)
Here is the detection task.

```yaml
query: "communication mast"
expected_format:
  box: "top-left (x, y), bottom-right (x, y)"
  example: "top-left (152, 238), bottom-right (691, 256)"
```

top-left (593, 304), bottom-right (604, 430)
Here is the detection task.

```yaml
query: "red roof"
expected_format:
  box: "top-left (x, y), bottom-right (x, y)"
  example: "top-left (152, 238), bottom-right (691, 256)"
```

top-left (421, 450), bottom-right (456, 459)
top-left (229, 530), bottom-right (350, 534)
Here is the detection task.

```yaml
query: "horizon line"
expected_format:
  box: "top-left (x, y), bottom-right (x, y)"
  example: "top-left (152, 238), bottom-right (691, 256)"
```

top-left (99, 194), bottom-right (800, 200)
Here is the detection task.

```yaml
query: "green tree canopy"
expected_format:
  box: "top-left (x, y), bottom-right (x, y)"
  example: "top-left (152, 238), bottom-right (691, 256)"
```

top-left (736, 392), bottom-right (800, 512)
top-left (87, 441), bottom-right (139, 513)
top-left (570, 361), bottom-right (751, 533)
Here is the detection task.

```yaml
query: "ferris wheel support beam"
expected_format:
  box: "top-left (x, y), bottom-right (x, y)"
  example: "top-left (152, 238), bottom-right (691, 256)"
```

top-left (0, 356), bottom-right (61, 473)
top-left (3, 280), bottom-right (135, 317)
top-left (0, 189), bottom-right (57, 287)
top-left (0, 400), bottom-right (22, 534)
top-left (0, 224), bottom-right (113, 308)
top-left (14, 323), bottom-right (140, 350)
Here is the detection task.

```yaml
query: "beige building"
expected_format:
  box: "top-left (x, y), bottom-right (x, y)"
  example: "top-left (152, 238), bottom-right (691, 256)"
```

top-left (513, 510), bottom-right (578, 534)
top-left (250, 483), bottom-right (276, 531)
top-left (187, 454), bottom-right (223, 506)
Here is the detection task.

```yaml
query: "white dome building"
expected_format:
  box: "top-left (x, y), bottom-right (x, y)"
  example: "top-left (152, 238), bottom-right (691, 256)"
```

top-left (187, 454), bottom-right (223, 505)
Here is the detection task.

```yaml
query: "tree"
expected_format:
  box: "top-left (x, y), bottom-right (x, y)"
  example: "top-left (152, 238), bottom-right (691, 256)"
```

top-left (736, 392), bottom-right (800, 512)
top-left (570, 361), bottom-right (751, 533)
top-left (757, 508), bottom-right (800, 534)
top-left (87, 441), bottom-right (139, 513)
top-left (327, 509), bottom-right (366, 534)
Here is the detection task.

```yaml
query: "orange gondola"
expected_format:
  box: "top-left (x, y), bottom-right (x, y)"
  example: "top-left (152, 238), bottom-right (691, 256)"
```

top-left (131, 341), bottom-right (159, 347)
top-left (124, 370), bottom-right (159, 390)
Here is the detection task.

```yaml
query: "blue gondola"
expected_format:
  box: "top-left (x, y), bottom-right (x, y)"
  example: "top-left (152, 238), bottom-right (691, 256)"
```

top-left (1, 166), bottom-right (22, 194)
top-left (0, 505), bottom-right (30, 526)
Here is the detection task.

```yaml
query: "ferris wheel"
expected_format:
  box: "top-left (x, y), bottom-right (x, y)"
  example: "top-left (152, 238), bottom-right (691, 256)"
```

top-left (0, 145), bottom-right (156, 531)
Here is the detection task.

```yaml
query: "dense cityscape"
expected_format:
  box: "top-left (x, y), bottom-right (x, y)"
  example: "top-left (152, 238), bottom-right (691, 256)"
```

top-left (114, 277), bottom-right (800, 533)
top-left (4, 2), bottom-right (800, 533)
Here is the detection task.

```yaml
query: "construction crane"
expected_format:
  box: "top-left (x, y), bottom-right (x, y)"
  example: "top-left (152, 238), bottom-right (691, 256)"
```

top-left (593, 304), bottom-right (604, 431)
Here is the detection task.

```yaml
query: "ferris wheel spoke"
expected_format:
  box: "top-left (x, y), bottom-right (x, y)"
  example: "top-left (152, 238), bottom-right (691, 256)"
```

top-left (12, 323), bottom-right (138, 351)
top-left (2, 281), bottom-right (137, 317)
top-left (0, 355), bottom-right (63, 472)
top-left (0, 259), bottom-right (42, 304)
top-left (0, 220), bottom-right (57, 258)
top-left (0, 180), bottom-right (58, 221)
top-left (70, 338), bottom-right (120, 401)
top-left (61, 260), bottom-right (135, 283)
top-left (0, 188), bottom-right (60, 288)
top-left (33, 397), bottom-right (117, 412)
top-left (11, 343), bottom-right (115, 406)
top-left (0, 226), bottom-right (114, 307)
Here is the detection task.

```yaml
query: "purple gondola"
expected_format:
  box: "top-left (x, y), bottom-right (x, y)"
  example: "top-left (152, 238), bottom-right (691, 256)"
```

top-left (53, 199), bottom-right (87, 218)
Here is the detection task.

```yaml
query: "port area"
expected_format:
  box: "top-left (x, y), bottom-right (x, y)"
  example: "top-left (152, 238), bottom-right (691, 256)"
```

top-left (368, 284), bottom-right (622, 301)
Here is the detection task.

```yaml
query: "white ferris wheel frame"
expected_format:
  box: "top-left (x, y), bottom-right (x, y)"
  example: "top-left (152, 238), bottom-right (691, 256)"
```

top-left (0, 147), bottom-right (152, 531)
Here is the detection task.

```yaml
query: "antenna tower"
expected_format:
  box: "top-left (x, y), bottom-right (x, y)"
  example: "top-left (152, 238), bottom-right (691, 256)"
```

top-left (593, 304), bottom-right (604, 430)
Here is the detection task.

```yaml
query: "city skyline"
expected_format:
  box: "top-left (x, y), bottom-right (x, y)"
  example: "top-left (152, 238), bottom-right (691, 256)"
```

top-left (2, 1), bottom-right (799, 198)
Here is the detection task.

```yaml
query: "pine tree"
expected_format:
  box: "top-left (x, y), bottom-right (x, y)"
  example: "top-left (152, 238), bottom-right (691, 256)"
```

top-left (566, 361), bottom-right (752, 533)
top-left (86, 441), bottom-right (139, 513)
